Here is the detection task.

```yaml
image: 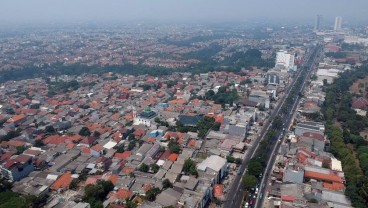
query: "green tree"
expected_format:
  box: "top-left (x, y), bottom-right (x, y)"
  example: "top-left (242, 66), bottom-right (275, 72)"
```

top-left (150, 163), bottom-right (160, 173)
top-left (45, 125), bottom-right (55, 133)
top-left (247, 158), bottom-right (263, 176)
top-left (183, 158), bottom-right (198, 176)
top-left (139, 163), bottom-right (149, 172)
top-left (16, 146), bottom-right (27, 154)
top-left (34, 139), bottom-right (44, 147)
top-left (226, 156), bottom-right (236, 163)
top-left (242, 174), bottom-right (257, 191)
top-left (128, 140), bottom-right (136, 151)
top-left (168, 140), bottom-right (180, 153)
top-left (145, 187), bottom-right (160, 201)
top-left (79, 126), bottom-right (91, 136)
top-left (162, 179), bottom-right (173, 189)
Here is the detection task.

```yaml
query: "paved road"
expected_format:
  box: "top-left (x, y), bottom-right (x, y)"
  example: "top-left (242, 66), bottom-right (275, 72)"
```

top-left (254, 45), bottom-right (321, 208)
top-left (223, 47), bottom-right (317, 208)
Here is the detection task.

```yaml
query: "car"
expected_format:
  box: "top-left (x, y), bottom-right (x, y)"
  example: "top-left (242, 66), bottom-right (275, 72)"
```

top-left (238, 170), bottom-right (242, 175)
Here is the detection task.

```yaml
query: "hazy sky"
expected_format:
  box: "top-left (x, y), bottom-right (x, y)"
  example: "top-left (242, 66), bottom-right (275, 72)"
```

top-left (1, 0), bottom-right (367, 25)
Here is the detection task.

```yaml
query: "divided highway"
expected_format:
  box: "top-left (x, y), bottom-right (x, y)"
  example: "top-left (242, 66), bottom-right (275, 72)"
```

top-left (223, 45), bottom-right (321, 208)
top-left (254, 45), bottom-right (321, 208)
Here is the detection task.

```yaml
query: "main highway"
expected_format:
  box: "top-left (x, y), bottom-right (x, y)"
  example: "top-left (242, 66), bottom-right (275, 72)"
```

top-left (223, 45), bottom-right (320, 208)
top-left (253, 45), bottom-right (321, 208)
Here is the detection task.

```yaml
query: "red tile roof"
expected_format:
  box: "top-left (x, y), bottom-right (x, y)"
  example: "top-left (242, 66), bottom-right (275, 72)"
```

top-left (301, 132), bottom-right (324, 141)
top-left (168, 153), bottom-right (179, 162)
top-left (114, 151), bottom-right (132, 161)
top-left (281, 195), bottom-right (295, 202)
top-left (111, 188), bottom-right (133, 200)
top-left (91, 144), bottom-right (104, 152)
top-left (214, 184), bottom-right (223, 199)
top-left (50, 173), bottom-right (73, 190)
top-left (323, 182), bottom-right (345, 191)
top-left (304, 171), bottom-right (344, 183)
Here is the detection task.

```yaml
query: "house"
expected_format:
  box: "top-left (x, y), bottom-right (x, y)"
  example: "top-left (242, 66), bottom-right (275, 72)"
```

top-left (197, 155), bottom-right (227, 184)
top-left (155, 188), bottom-right (182, 207)
top-left (294, 121), bottom-right (325, 137)
top-left (50, 172), bottom-right (73, 191)
top-left (91, 144), bottom-right (105, 157)
top-left (178, 115), bottom-right (203, 126)
top-left (0, 154), bottom-right (34, 181)
top-left (133, 108), bottom-right (157, 127)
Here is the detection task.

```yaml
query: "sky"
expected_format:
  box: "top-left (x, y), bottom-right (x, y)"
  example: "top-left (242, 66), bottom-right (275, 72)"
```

top-left (0, 0), bottom-right (367, 25)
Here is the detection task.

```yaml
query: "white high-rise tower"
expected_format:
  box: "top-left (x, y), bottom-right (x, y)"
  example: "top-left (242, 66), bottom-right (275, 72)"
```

top-left (334, 16), bottom-right (342, 31)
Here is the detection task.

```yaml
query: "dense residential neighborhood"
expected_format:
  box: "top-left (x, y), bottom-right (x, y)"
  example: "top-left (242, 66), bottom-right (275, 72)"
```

top-left (0, 18), bottom-right (368, 208)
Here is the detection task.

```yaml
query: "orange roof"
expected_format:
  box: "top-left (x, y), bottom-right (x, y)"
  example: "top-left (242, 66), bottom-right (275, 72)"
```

top-left (281, 195), bottom-right (295, 202)
top-left (304, 171), bottom-right (343, 183)
top-left (91, 144), bottom-right (104, 152)
top-left (168, 153), bottom-right (179, 162)
top-left (111, 113), bottom-right (120, 120)
top-left (50, 173), bottom-right (73, 190)
top-left (43, 135), bottom-right (65, 145)
top-left (122, 167), bottom-right (134, 174)
top-left (85, 175), bottom-right (101, 185)
top-left (112, 188), bottom-right (133, 200)
top-left (82, 147), bottom-right (91, 155)
top-left (168, 98), bottom-right (186, 105)
top-left (108, 174), bottom-right (119, 185)
top-left (8, 114), bottom-right (26, 123)
top-left (143, 184), bottom-right (152, 193)
top-left (323, 182), bottom-right (345, 191)
top-left (188, 139), bottom-right (196, 148)
top-left (7, 140), bottom-right (26, 147)
top-left (214, 184), bottom-right (223, 198)
top-left (114, 151), bottom-right (132, 160)
top-left (147, 137), bottom-right (156, 143)
top-left (66, 143), bottom-right (75, 149)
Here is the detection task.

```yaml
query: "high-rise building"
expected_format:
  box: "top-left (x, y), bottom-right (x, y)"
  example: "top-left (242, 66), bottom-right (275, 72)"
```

top-left (275, 50), bottom-right (295, 70)
top-left (314, 15), bottom-right (323, 31)
top-left (334, 16), bottom-right (342, 31)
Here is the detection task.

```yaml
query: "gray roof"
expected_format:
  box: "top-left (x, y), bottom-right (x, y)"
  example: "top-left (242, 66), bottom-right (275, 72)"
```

top-left (136, 143), bottom-right (153, 157)
top-left (283, 168), bottom-right (304, 184)
top-left (155, 188), bottom-right (182, 207)
top-left (321, 190), bottom-right (351, 205)
top-left (228, 124), bottom-right (247, 137)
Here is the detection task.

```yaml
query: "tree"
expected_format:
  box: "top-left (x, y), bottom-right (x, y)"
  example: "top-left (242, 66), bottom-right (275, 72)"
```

top-left (183, 158), bottom-right (198, 176)
top-left (34, 139), bottom-right (44, 147)
top-left (168, 140), bottom-right (180, 153)
top-left (115, 145), bottom-right (124, 153)
top-left (145, 187), bottom-right (160, 201)
top-left (139, 163), bottom-right (149, 172)
top-left (70, 179), bottom-right (79, 190)
top-left (128, 140), bottom-right (136, 151)
top-left (79, 126), bottom-right (91, 136)
top-left (213, 122), bottom-right (221, 131)
top-left (83, 180), bottom-right (114, 208)
top-left (126, 199), bottom-right (138, 208)
top-left (150, 163), bottom-right (160, 173)
top-left (242, 174), bottom-right (257, 191)
top-left (162, 179), bottom-right (173, 189)
top-left (247, 158), bottom-right (263, 176)
top-left (309, 198), bottom-right (318, 203)
top-left (45, 125), bottom-right (55, 133)
top-left (16, 146), bottom-right (27, 154)
top-left (226, 156), bottom-right (236, 163)
top-left (93, 131), bottom-right (101, 138)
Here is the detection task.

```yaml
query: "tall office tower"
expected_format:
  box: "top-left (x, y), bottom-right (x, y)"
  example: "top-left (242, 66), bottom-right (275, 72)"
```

top-left (334, 16), bottom-right (342, 31)
top-left (314, 15), bottom-right (323, 31)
